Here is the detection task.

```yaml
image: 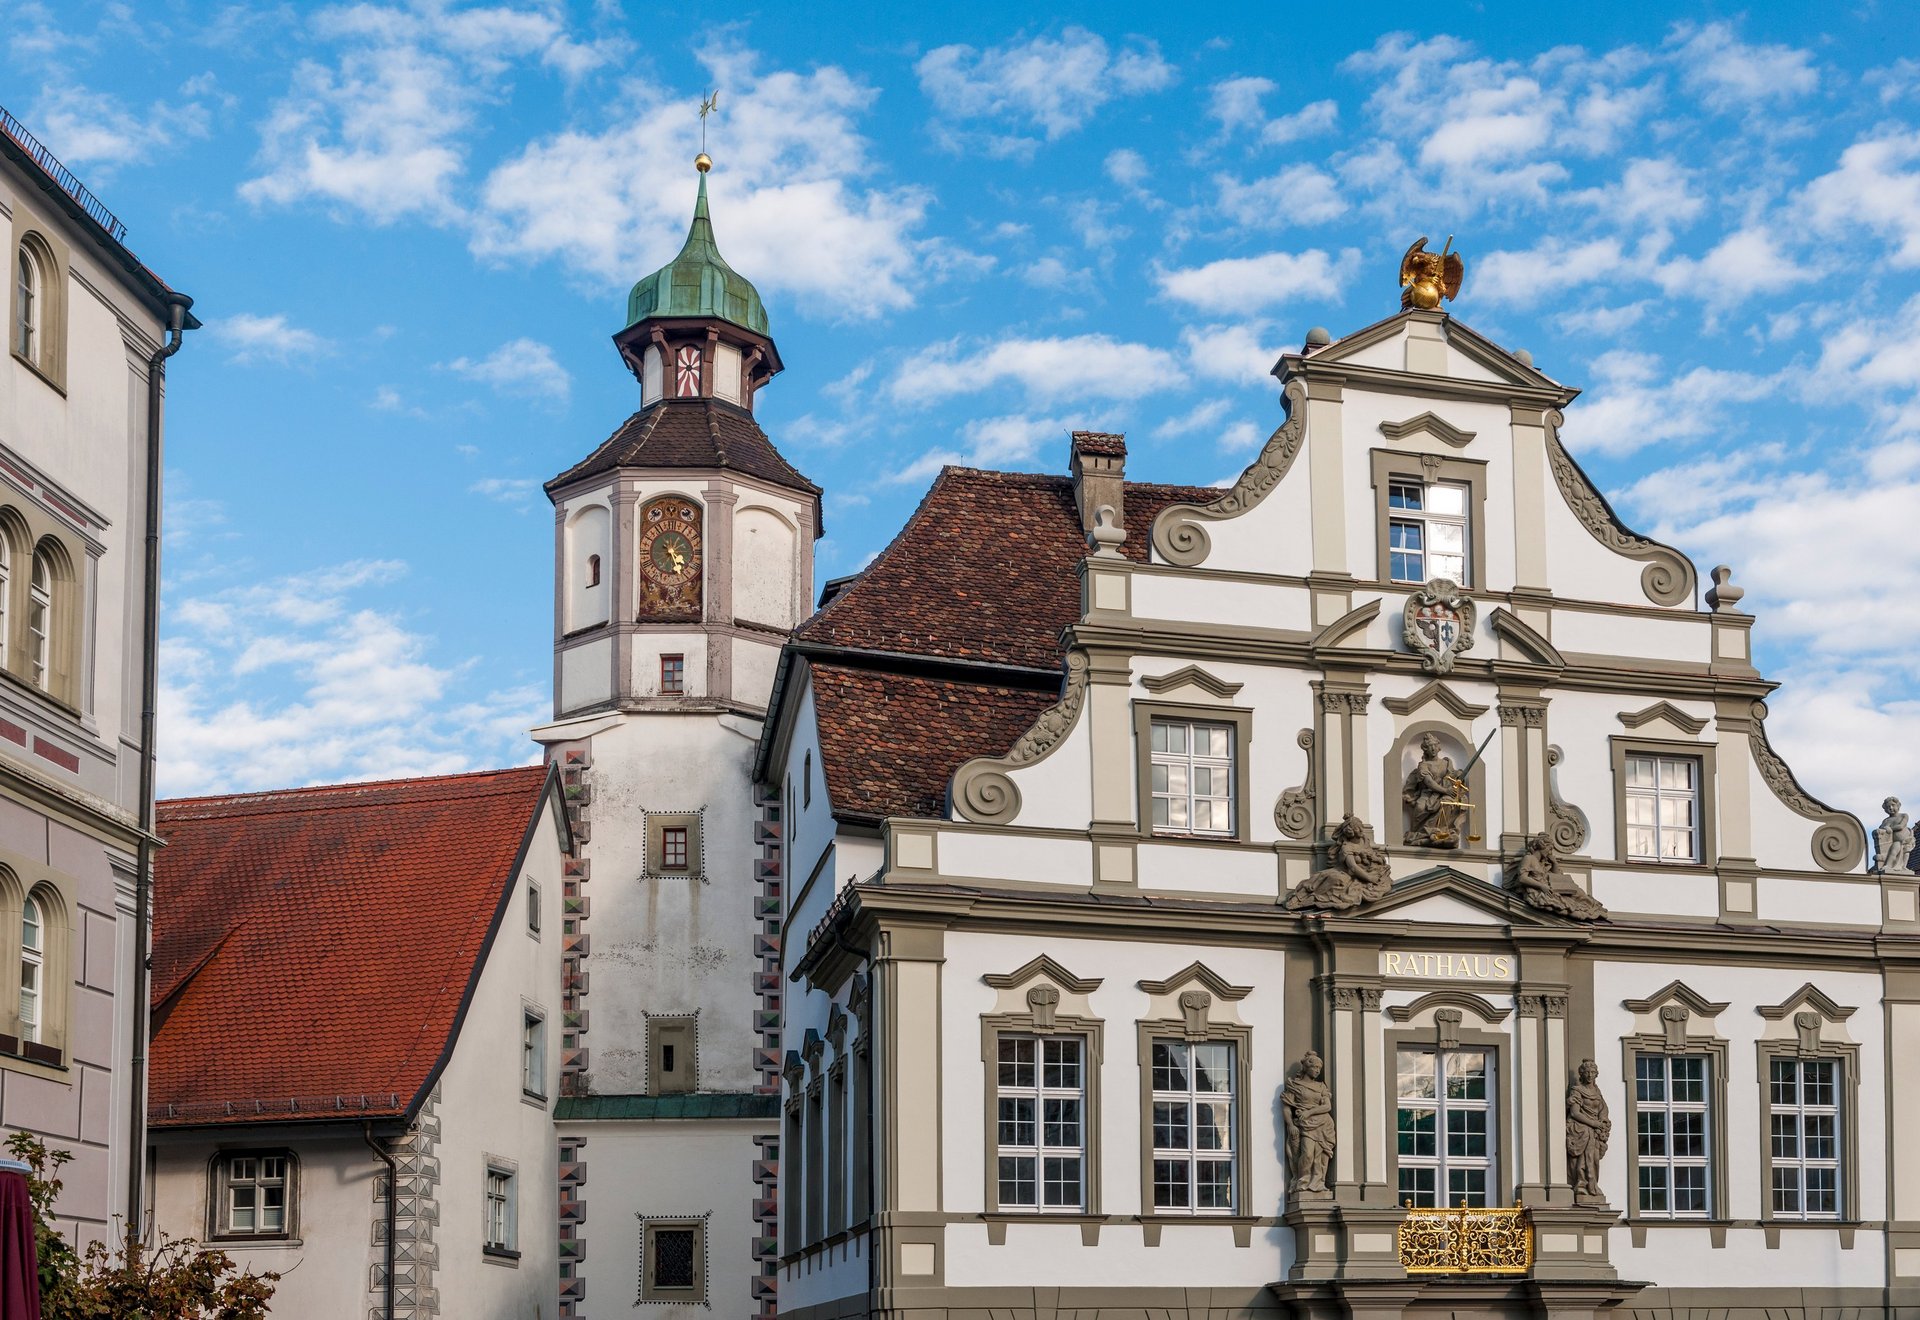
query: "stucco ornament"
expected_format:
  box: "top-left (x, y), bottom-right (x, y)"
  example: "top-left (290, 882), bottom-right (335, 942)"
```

top-left (1873, 797), bottom-right (1916, 876)
top-left (1284, 813), bottom-right (1393, 912)
top-left (950, 652), bottom-right (1091, 826)
top-left (1508, 833), bottom-right (1607, 921)
top-left (1566, 1059), bottom-right (1611, 1207)
top-left (1282, 1050), bottom-right (1336, 1197)
top-left (1403, 578), bottom-right (1476, 675)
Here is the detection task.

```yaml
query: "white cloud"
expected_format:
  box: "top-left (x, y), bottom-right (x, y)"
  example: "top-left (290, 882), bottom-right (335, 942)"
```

top-left (1581, 157), bottom-right (1704, 232)
top-left (159, 559), bottom-right (544, 795)
top-left (468, 476), bottom-right (542, 505)
top-left (1218, 420), bottom-right (1260, 452)
top-left (916, 27), bottom-right (1174, 142)
top-left (1651, 228), bottom-right (1814, 307)
top-left (1475, 238), bottom-right (1625, 308)
top-left (33, 80), bottom-right (212, 170)
top-left (1217, 165), bottom-right (1346, 228)
top-left (209, 313), bottom-right (327, 365)
top-left (888, 335), bottom-right (1180, 408)
top-left (1152, 398), bottom-right (1230, 439)
top-left (1156, 248), bottom-right (1357, 315)
top-left (1207, 78), bottom-right (1337, 145)
top-left (889, 413), bottom-right (1077, 485)
top-left (444, 337), bottom-right (571, 402)
top-left (1177, 323), bottom-right (1284, 387)
top-left (1104, 148), bottom-right (1149, 189)
top-left (1803, 135), bottom-right (1920, 268)
top-left (471, 54), bottom-right (929, 317)
top-left (1667, 21), bottom-right (1817, 111)
top-left (1557, 350), bottom-right (1771, 456)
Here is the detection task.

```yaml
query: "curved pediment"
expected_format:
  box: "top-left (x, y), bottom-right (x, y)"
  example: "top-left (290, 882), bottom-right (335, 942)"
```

top-left (1382, 680), bottom-right (1490, 719)
top-left (1379, 411), bottom-right (1476, 449)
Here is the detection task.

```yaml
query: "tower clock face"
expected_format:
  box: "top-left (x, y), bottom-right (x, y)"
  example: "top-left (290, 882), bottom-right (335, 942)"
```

top-left (636, 498), bottom-right (703, 619)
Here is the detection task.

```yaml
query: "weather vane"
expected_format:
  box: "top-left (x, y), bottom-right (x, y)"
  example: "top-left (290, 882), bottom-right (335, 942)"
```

top-left (695, 90), bottom-right (719, 172)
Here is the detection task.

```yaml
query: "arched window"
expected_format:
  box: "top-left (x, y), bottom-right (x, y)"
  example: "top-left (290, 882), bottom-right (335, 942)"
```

top-left (13, 246), bottom-right (38, 364)
top-left (19, 894), bottom-right (42, 1045)
top-left (27, 550), bottom-right (50, 692)
top-left (0, 530), bottom-right (12, 671)
top-left (587, 554), bottom-right (601, 587)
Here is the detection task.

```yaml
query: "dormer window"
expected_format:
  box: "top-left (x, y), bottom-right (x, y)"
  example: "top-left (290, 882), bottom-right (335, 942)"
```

top-left (675, 345), bottom-right (701, 397)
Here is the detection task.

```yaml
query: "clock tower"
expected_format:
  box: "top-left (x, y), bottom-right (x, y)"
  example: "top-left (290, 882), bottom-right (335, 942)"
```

top-left (536, 156), bottom-right (818, 1319)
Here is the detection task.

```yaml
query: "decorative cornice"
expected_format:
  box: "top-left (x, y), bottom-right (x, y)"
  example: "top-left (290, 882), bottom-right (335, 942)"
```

top-left (1310, 598), bottom-right (1381, 651)
top-left (1617, 701), bottom-right (1709, 735)
top-left (1487, 608), bottom-right (1566, 669)
top-left (1541, 410), bottom-right (1697, 607)
top-left (1151, 378), bottom-right (1308, 567)
top-left (950, 651), bottom-right (1091, 826)
top-left (1379, 411), bottom-right (1476, 449)
top-left (1138, 961), bottom-right (1252, 1001)
top-left (1385, 989), bottom-right (1513, 1024)
top-left (1757, 983), bottom-right (1857, 1023)
top-left (1623, 980), bottom-right (1732, 1017)
top-left (1382, 680), bottom-right (1490, 719)
top-left (1748, 700), bottom-right (1867, 874)
top-left (1140, 665), bottom-right (1244, 699)
top-left (982, 953), bottom-right (1104, 995)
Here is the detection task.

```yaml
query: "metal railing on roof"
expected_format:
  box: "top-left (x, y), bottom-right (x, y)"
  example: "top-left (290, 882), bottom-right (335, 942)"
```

top-left (0, 105), bottom-right (128, 243)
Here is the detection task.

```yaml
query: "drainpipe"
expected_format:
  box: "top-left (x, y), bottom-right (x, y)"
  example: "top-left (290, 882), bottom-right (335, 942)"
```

top-left (124, 290), bottom-right (193, 1245)
top-left (364, 1124), bottom-right (399, 1320)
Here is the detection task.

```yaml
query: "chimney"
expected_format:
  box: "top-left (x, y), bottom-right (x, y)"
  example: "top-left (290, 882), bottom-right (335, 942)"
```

top-left (1069, 431), bottom-right (1126, 534)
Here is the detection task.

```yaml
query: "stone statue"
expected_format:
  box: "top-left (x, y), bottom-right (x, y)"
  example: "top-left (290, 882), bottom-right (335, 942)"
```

top-left (1509, 833), bottom-right (1608, 921)
top-left (1873, 797), bottom-right (1915, 875)
top-left (1566, 1059), bottom-right (1611, 1206)
top-left (1282, 1050), bottom-right (1336, 1196)
top-left (1285, 814), bottom-right (1394, 912)
top-left (1403, 734), bottom-right (1468, 848)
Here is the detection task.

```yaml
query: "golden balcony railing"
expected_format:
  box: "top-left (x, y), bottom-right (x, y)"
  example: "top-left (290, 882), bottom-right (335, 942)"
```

top-left (1397, 1202), bottom-right (1534, 1275)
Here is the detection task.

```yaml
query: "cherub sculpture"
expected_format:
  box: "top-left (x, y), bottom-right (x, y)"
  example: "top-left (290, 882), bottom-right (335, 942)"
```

top-left (1873, 797), bottom-right (1915, 876)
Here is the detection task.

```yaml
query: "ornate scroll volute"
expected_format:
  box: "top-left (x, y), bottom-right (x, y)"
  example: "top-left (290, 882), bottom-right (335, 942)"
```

top-left (950, 651), bottom-right (1092, 826)
top-left (1026, 985), bottom-right (1061, 1032)
top-left (1748, 701), bottom-right (1867, 873)
top-left (1151, 379), bottom-right (1309, 567)
top-left (1275, 728), bottom-right (1317, 840)
top-left (1540, 409), bottom-right (1697, 607)
top-left (1544, 745), bottom-right (1589, 855)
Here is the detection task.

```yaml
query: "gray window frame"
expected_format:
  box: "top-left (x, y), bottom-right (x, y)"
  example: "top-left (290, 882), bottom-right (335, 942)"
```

top-left (1132, 701), bottom-right (1252, 843)
top-left (1383, 1024), bottom-right (1512, 1210)
top-left (644, 810), bottom-right (703, 879)
top-left (1369, 450), bottom-right (1488, 589)
top-left (981, 1012), bottom-right (1104, 1218)
top-left (1134, 1018), bottom-right (1251, 1220)
top-left (638, 1216), bottom-right (708, 1304)
top-left (649, 1015), bottom-right (696, 1096)
top-left (1757, 1040), bottom-right (1858, 1223)
top-left (1620, 1040), bottom-right (1728, 1222)
top-left (209, 1148), bottom-right (297, 1243)
top-left (1610, 737), bottom-right (1716, 868)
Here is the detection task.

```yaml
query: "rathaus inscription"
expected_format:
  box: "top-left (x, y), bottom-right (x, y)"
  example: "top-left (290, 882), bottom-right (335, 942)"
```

top-left (1379, 951), bottom-right (1514, 980)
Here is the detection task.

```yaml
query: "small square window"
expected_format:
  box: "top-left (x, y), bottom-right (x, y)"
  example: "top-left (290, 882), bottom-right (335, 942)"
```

top-left (647, 812), bottom-right (701, 876)
top-left (651, 1019), bottom-right (695, 1095)
top-left (660, 655), bottom-right (685, 695)
top-left (662, 827), bottom-right (688, 870)
top-left (641, 1221), bottom-right (706, 1302)
top-left (214, 1150), bottom-right (295, 1240)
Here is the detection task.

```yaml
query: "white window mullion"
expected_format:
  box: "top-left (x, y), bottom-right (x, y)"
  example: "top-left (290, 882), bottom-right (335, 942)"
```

top-left (995, 1034), bottom-right (1086, 1211)
top-left (1149, 719), bottom-right (1234, 837)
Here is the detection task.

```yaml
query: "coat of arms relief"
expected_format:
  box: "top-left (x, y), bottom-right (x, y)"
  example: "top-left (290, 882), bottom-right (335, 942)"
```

top-left (1403, 578), bottom-right (1476, 674)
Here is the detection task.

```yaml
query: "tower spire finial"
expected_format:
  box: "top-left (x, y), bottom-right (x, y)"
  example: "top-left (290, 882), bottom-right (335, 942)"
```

top-left (696, 89), bottom-right (718, 173)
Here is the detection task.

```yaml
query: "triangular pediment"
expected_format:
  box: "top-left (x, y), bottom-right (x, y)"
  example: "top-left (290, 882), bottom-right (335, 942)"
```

top-left (1349, 865), bottom-right (1568, 927)
top-left (1282, 311), bottom-right (1572, 395)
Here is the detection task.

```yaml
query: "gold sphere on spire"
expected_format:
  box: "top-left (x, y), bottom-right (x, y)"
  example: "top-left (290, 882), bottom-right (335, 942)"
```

top-left (694, 152), bottom-right (712, 173)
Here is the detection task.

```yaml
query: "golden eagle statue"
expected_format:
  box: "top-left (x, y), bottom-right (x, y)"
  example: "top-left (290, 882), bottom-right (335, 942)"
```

top-left (1399, 236), bottom-right (1464, 311)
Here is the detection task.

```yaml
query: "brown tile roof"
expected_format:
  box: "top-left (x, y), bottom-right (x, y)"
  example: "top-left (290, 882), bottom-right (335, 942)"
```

top-left (149, 765), bottom-right (555, 1127)
top-left (795, 468), bottom-right (1217, 670)
top-left (1070, 431), bottom-right (1127, 457)
top-left (547, 398), bottom-right (819, 498)
top-left (808, 664), bottom-right (1059, 825)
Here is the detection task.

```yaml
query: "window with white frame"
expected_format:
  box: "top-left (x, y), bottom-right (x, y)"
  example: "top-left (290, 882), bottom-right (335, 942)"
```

top-left (1769, 1058), bottom-right (1840, 1219)
top-left (1397, 1047), bottom-right (1495, 1207)
top-left (27, 551), bottom-right (50, 692)
top-left (215, 1152), bottom-right (292, 1239)
top-left (995, 1034), bottom-right (1086, 1211)
top-left (19, 895), bottom-right (43, 1044)
top-left (1387, 479), bottom-right (1468, 584)
top-left (1149, 1039), bottom-right (1236, 1213)
top-left (14, 247), bottom-right (38, 363)
top-left (1635, 1054), bottom-right (1711, 1216)
top-left (521, 1010), bottom-right (546, 1099)
top-left (527, 880), bottom-right (541, 937)
top-left (1149, 719), bottom-right (1233, 836)
top-left (1625, 754), bottom-right (1700, 863)
top-left (484, 1165), bottom-right (516, 1252)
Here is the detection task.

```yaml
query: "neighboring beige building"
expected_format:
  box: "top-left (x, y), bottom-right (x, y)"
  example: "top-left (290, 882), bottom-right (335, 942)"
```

top-left (763, 285), bottom-right (1920, 1317)
top-left (0, 105), bottom-right (195, 1248)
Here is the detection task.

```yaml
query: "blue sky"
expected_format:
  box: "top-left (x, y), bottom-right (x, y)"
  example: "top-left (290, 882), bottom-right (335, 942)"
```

top-left (6, 3), bottom-right (1919, 808)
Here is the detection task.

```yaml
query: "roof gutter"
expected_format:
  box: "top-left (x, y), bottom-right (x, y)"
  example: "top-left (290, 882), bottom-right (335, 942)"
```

top-left (127, 288), bottom-right (194, 1245)
top-left (363, 1124), bottom-right (398, 1320)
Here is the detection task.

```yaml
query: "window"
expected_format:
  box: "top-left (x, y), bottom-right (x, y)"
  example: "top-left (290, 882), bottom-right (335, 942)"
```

top-left (660, 654), bottom-right (685, 695)
top-left (661, 827), bottom-right (688, 870)
top-left (26, 551), bottom-right (50, 692)
top-left (214, 1152), bottom-right (293, 1240)
top-left (483, 1165), bottom-right (516, 1253)
top-left (640, 1220), bottom-right (705, 1302)
top-left (18, 895), bottom-right (41, 1045)
top-left (805, 1079), bottom-right (824, 1242)
top-left (0, 531), bottom-right (11, 670)
top-left (1634, 1054), bottom-right (1711, 1216)
top-left (1625, 754), bottom-right (1699, 862)
top-left (995, 1034), bottom-right (1086, 1211)
top-left (1397, 1048), bottom-right (1495, 1207)
top-left (1149, 1039), bottom-right (1236, 1213)
top-left (650, 1018), bottom-right (694, 1095)
top-left (527, 880), bottom-right (541, 937)
top-left (1769, 1058), bottom-right (1840, 1220)
top-left (803, 751), bottom-right (812, 808)
top-left (586, 553), bottom-right (601, 587)
top-left (1149, 719), bottom-right (1234, 836)
top-left (1387, 479), bottom-right (1468, 584)
top-left (782, 1095), bottom-right (803, 1252)
top-left (521, 1010), bottom-right (546, 1099)
top-left (14, 247), bottom-right (38, 363)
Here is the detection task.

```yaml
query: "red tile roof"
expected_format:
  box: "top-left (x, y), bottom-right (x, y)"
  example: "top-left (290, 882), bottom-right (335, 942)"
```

top-left (547, 397), bottom-right (820, 499)
top-left (787, 466), bottom-right (1219, 823)
top-left (796, 468), bottom-right (1216, 670)
top-left (149, 765), bottom-right (557, 1127)
top-left (809, 665), bottom-right (1060, 824)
